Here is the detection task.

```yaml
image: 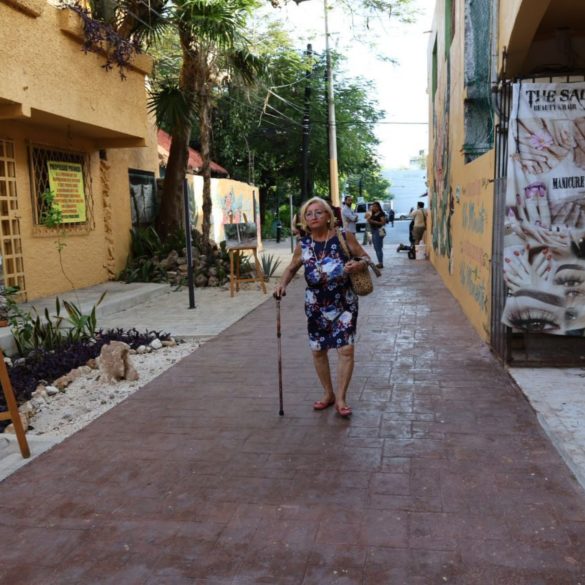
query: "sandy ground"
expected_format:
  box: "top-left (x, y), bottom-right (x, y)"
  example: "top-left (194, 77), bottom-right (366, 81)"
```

top-left (25, 340), bottom-right (200, 440)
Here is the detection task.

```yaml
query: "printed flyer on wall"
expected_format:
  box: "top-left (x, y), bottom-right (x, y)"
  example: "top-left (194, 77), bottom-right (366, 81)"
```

top-left (503, 82), bottom-right (585, 336)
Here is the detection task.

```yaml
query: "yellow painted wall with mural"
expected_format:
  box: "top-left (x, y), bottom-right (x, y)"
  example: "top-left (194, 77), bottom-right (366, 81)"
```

top-left (427, 0), bottom-right (495, 341)
top-left (0, 0), bottom-right (157, 300)
top-left (190, 176), bottom-right (261, 247)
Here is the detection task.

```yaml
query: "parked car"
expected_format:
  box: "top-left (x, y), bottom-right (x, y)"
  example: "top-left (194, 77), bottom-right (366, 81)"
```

top-left (355, 201), bottom-right (370, 232)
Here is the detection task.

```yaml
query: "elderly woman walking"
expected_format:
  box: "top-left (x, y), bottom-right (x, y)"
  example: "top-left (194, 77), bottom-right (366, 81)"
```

top-left (274, 196), bottom-right (371, 417)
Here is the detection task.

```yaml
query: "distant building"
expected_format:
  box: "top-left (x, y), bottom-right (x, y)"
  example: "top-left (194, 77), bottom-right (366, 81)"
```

top-left (383, 161), bottom-right (427, 218)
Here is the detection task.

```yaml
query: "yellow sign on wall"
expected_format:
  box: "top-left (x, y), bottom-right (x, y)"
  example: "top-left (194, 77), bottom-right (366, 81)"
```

top-left (47, 161), bottom-right (87, 223)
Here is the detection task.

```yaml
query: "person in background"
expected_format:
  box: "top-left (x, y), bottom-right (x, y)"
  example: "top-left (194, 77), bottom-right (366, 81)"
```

top-left (323, 196), bottom-right (343, 228)
top-left (341, 195), bottom-right (358, 234)
top-left (410, 201), bottom-right (427, 244)
top-left (388, 208), bottom-right (395, 227)
top-left (367, 201), bottom-right (387, 268)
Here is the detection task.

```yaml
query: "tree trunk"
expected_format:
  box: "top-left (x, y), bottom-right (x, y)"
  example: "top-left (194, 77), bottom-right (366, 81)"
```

top-left (156, 122), bottom-right (190, 237)
top-left (199, 80), bottom-right (213, 249)
top-left (156, 30), bottom-right (197, 238)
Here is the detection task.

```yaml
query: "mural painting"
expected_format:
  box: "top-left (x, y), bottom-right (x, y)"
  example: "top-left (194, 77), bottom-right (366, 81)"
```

top-left (431, 59), bottom-right (454, 264)
top-left (189, 177), bottom-right (261, 247)
top-left (502, 82), bottom-right (585, 336)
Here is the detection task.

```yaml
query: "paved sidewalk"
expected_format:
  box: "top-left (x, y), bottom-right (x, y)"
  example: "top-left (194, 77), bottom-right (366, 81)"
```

top-left (1, 237), bottom-right (585, 583)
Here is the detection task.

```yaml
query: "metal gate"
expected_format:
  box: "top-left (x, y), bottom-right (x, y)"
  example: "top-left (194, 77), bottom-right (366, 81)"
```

top-left (491, 76), bottom-right (585, 366)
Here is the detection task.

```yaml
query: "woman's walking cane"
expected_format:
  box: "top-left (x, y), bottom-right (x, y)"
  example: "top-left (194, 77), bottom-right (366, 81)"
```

top-left (273, 292), bottom-right (285, 416)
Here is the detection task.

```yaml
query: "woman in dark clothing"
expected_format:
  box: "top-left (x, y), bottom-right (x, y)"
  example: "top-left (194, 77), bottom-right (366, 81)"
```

top-left (367, 201), bottom-right (387, 268)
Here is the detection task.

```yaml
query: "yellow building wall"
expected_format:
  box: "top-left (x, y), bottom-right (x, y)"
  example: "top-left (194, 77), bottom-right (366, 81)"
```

top-left (0, 0), bottom-right (151, 145)
top-left (0, 121), bottom-right (158, 300)
top-left (0, 0), bottom-right (157, 300)
top-left (427, 0), bottom-right (496, 341)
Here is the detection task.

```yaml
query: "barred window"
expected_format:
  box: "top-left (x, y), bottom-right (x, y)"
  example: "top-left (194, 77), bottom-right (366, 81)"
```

top-left (28, 144), bottom-right (93, 228)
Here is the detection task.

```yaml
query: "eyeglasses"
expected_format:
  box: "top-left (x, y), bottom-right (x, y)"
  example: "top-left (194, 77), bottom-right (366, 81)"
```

top-left (305, 210), bottom-right (327, 218)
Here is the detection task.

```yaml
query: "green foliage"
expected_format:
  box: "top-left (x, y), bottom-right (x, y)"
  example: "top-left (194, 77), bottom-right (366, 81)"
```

top-left (39, 190), bottom-right (63, 229)
top-left (259, 254), bottom-right (282, 280)
top-left (120, 226), bottom-right (181, 283)
top-left (6, 293), bottom-right (106, 356)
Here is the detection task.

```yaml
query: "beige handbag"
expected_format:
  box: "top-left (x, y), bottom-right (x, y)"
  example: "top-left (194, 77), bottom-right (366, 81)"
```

top-left (336, 229), bottom-right (380, 296)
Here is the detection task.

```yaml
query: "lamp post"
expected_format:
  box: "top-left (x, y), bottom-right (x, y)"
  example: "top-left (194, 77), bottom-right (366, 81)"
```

top-left (294, 0), bottom-right (340, 207)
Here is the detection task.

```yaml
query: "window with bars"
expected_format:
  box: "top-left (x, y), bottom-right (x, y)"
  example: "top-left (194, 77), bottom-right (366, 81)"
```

top-left (28, 144), bottom-right (93, 227)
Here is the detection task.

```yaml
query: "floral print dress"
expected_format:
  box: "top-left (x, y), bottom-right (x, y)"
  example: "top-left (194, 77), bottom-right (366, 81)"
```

top-left (300, 231), bottom-right (358, 351)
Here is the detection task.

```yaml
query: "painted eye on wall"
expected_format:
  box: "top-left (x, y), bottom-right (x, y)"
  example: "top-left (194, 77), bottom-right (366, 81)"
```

top-left (507, 309), bottom-right (561, 332)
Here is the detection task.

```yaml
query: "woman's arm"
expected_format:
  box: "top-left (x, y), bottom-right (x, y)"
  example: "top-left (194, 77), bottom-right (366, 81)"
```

top-left (274, 244), bottom-right (303, 298)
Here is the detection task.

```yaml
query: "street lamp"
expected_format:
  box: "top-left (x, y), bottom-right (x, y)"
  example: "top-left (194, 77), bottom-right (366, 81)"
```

top-left (293, 0), bottom-right (340, 207)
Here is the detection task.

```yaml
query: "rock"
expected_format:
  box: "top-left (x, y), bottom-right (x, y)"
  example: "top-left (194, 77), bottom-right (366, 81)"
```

top-left (32, 386), bottom-right (49, 402)
top-left (3, 356), bottom-right (12, 367)
top-left (62, 412), bottom-right (73, 421)
top-left (136, 345), bottom-right (147, 354)
top-left (45, 385), bottom-right (59, 396)
top-left (86, 358), bottom-right (98, 369)
top-left (166, 250), bottom-right (179, 265)
top-left (19, 400), bottom-right (34, 414)
top-left (194, 274), bottom-right (208, 287)
top-left (208, 276), bottom-right (220, 287)
top-left (54, 367), bottom-right (84, 390)
top-left (208, 267), bottom-right (218, 277)
top-left (77, 365), bottom-right (92, 375)
top-left (162, 339), bottom-right (176, 347)
top-left (149, 338), bottom-right (163, 350)
top-left (14, 357), bottom-right (26, 367)
top-left (4, 412), bottom-right (29, 434)
top-left (98, 341), bottom-right (139, 383)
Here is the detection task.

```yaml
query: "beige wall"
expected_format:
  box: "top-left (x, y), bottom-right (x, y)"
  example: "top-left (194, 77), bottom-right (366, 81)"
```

top-left (0, 0), bottom-right (157, 300)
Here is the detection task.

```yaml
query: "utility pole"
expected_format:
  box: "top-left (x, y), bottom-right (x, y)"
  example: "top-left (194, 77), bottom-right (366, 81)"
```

top-left (324, 0), bottom-right (340, 207)
top-left (293, 0), bottom-right (339, 206)
top-left (301, 43), bottom-right (312, 203)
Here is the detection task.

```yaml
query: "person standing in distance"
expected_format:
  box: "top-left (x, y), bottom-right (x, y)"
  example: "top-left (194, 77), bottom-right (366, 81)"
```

top-left (342, 195), bottom-right (358, 234)
top-left (410, 201), bottom-right (427, 244)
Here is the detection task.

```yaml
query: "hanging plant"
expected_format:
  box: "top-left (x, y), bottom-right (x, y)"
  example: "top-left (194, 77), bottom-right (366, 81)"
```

top-left (65, 2), bottom-right (142, 80)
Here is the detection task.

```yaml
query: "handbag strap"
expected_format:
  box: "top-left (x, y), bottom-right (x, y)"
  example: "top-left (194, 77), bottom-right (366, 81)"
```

top-left (336, 229), bottom-right (381, 278)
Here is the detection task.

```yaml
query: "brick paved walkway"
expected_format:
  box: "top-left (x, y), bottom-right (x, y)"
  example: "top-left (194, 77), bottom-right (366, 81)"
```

top-left (1, 252), bottom-right (585, 584)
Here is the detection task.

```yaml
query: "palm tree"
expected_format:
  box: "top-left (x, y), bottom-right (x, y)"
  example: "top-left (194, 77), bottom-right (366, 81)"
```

top-left (147, 0), bottom-right (263, 244)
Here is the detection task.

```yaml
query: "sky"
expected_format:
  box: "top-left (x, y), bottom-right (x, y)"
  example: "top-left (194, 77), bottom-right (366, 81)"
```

top-left (275, 0), bottom-right (434, 170)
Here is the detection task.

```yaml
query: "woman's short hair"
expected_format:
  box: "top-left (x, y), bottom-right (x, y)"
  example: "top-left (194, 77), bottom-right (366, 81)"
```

top-left (299, 196), bottom-right (335, 233)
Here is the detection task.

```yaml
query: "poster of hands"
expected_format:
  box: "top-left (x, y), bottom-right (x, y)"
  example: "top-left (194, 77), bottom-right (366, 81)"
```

top-left (503, 82), bottom-right (585, 335)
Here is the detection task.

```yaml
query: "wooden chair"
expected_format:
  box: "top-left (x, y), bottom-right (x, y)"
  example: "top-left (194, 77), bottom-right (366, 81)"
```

top-left (229, 246), bottom-right (267, 298)
top-left (0, 349), bottom-right (30, 458)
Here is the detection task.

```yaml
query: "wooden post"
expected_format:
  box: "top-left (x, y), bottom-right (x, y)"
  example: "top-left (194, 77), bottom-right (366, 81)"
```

top-left (0, 350), bottom-right (30, 458)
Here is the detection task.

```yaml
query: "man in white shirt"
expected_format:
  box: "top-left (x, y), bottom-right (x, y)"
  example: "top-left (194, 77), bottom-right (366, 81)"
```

top-left (342, 195), bottom-right (358, 234)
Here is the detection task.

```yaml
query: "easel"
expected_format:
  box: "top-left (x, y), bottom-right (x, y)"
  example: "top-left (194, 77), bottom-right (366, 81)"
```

top-left (0, 349), bottom-right (30, 458)
top-left (229, 246), bottom-right (267, 297)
